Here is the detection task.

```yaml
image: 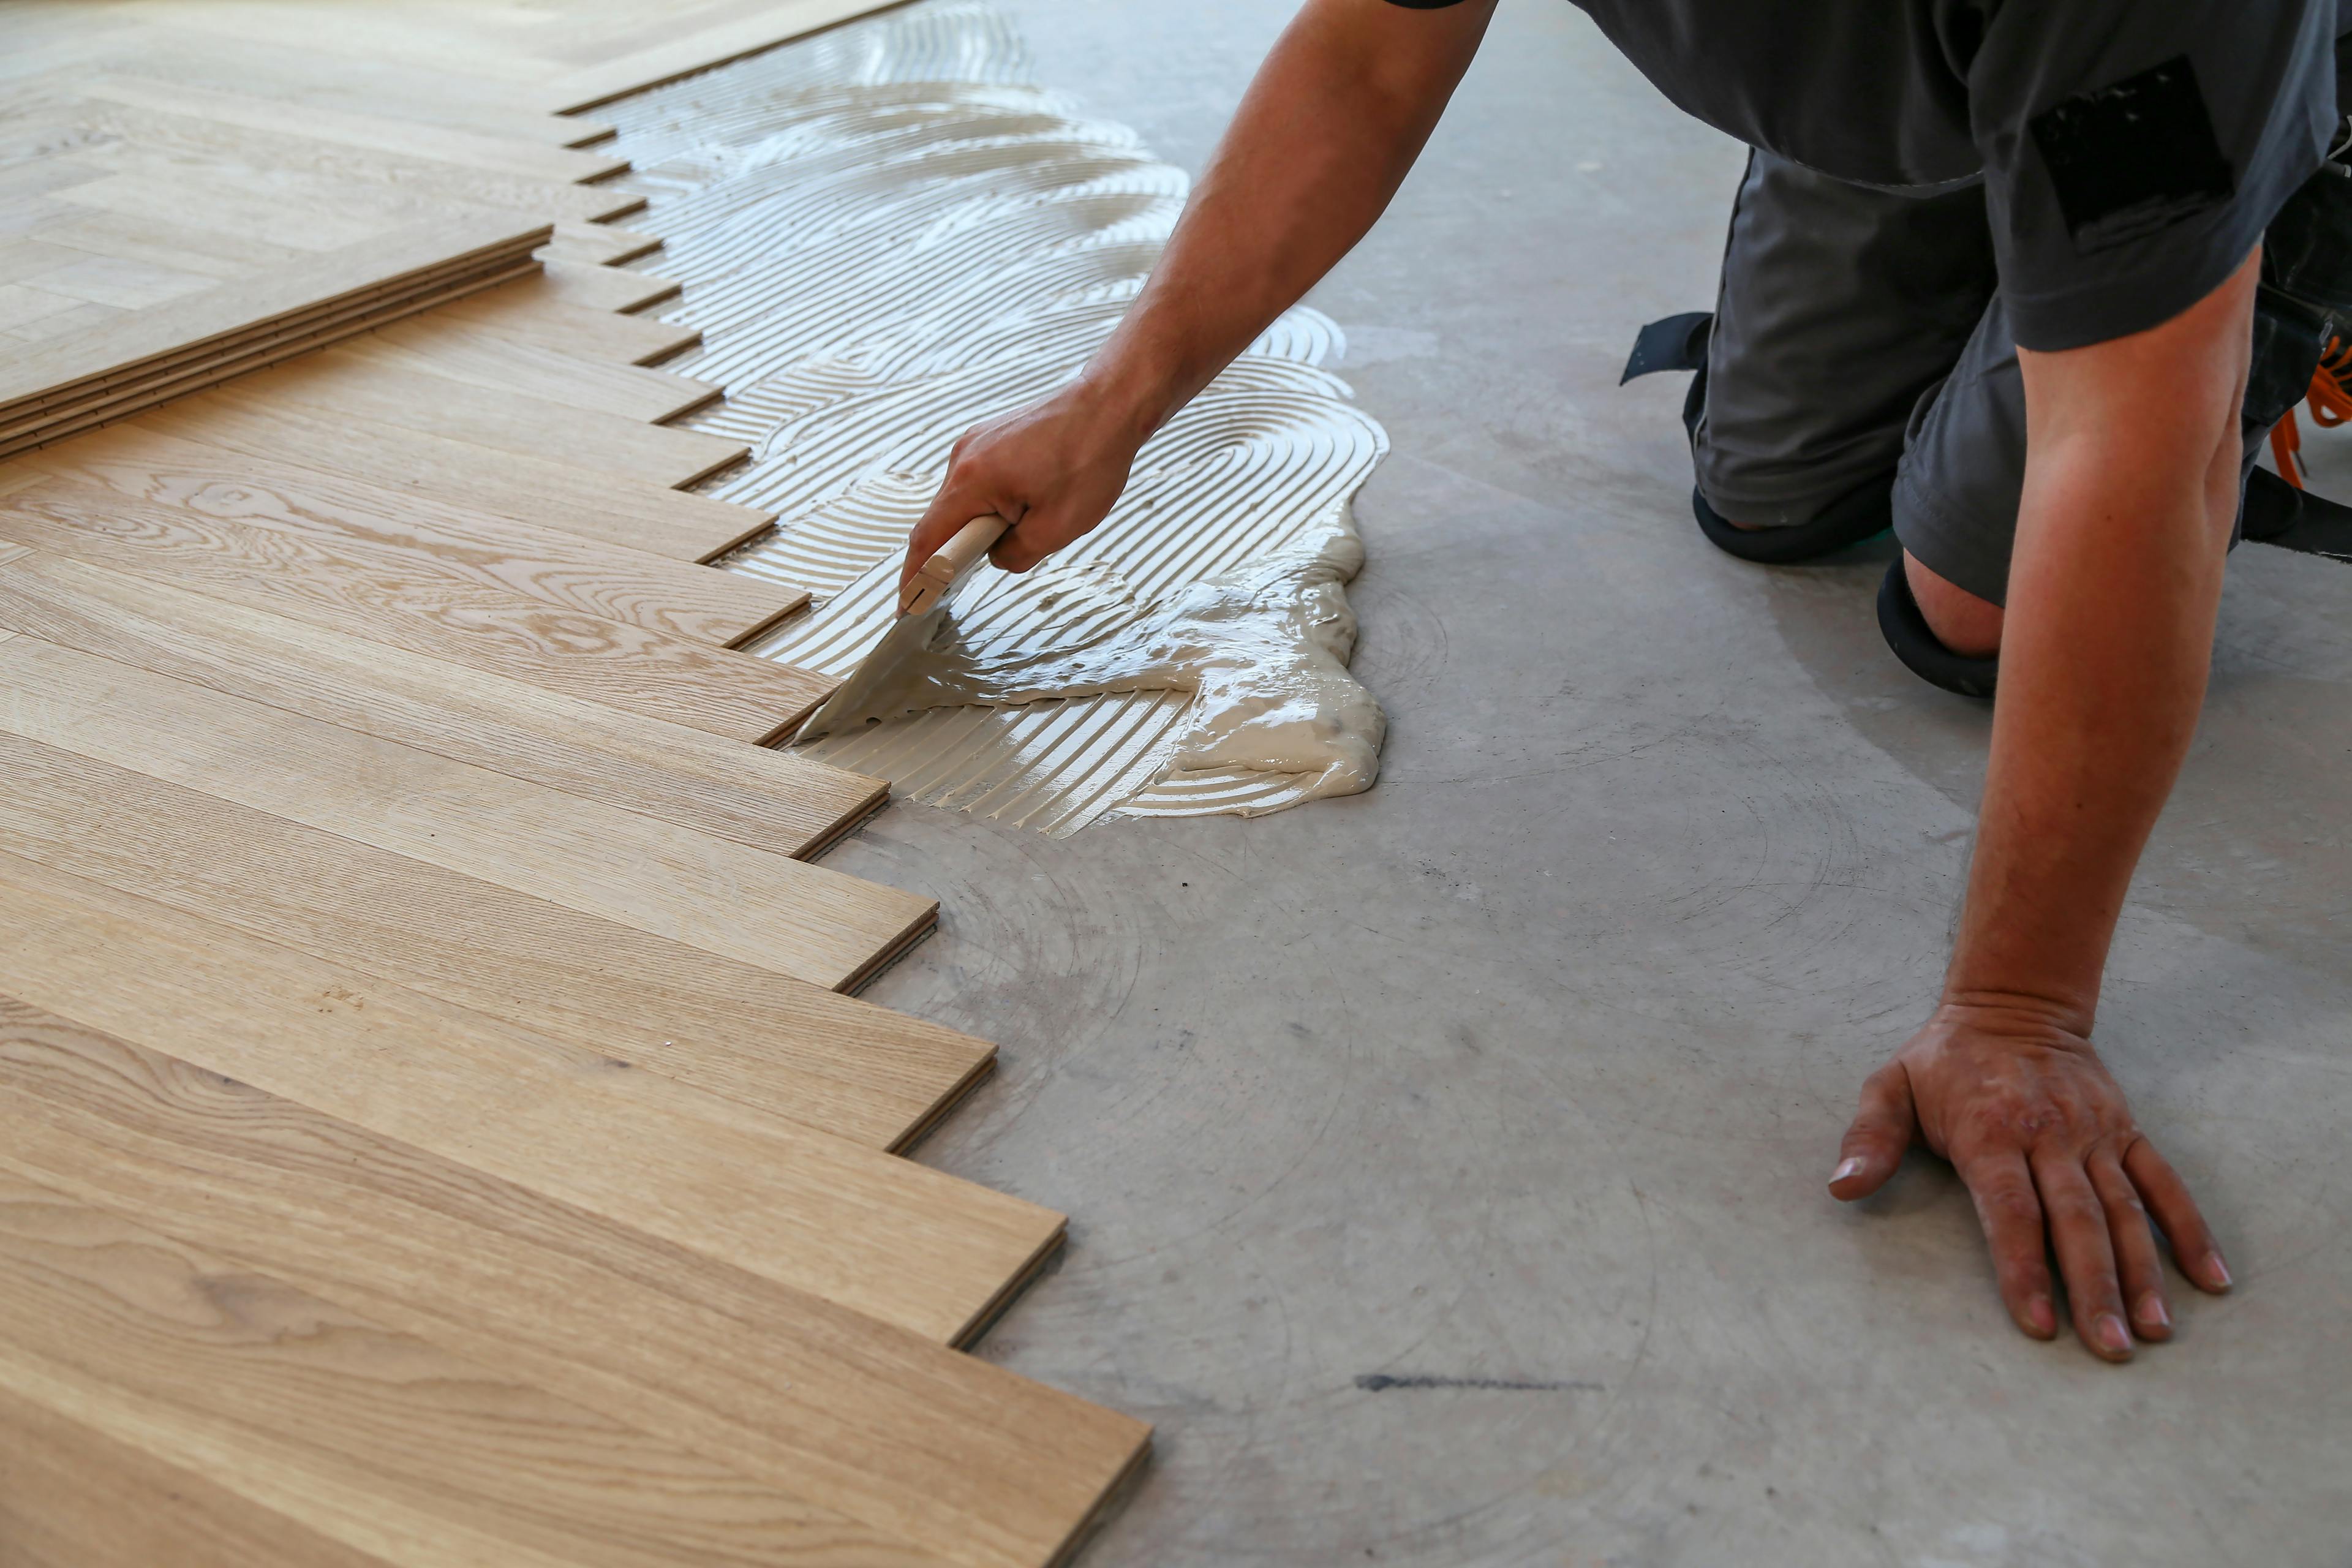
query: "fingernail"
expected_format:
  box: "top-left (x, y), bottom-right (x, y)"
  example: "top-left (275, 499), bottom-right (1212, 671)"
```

top-left (2095, 1313), bottom-right (2134, 1356)
top-left (2137, 1293), bottom-right (2171, 1331)
top-left (2026, 1294), bottom-right (2057, 1336)
top-left (2207, 1253), bottom-right (2234, 1291)
top-left (1830, 1156), bottom-right (1863, 1185)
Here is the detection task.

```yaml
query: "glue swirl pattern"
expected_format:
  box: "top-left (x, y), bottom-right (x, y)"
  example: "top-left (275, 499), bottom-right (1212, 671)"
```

top-left (600, 1), bottom-right (1389, 834)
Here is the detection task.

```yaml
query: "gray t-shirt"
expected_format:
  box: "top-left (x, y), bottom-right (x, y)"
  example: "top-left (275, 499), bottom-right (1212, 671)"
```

top-left (1393, 0), bottom-right (2341, 350)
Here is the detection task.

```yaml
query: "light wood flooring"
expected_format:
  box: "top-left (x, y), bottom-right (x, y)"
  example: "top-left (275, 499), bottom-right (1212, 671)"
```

top-left (0, 4), bottom-right (1152, 1564)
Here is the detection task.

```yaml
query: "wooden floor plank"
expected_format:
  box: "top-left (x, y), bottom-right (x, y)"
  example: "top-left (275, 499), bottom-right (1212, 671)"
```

top-left (543, 0), bottom-right (912, 113)
top-left (0, 548), bottom-right (880, 861)
top-left (0, 1381), bottom-right (399, 1568)
top-left (545, 219), bottom-right (663, 265)
top-left (0, 723), bottom-right (982, 1152)
top-left (0, 638), bottom-right (925, 989)
top-left (0, 489), bottom-right (826, 744)
top-left (0, 1176), bottom-right (948, 1568)
top-left (74, 74), bottom-right (628, 185)
top-left (140, 389), bottom-right (771, 562)
top-left (541, 255), bottom-right (682, 312)
top-left (69, 97), bottom-right (645, 227)
top-left (0, 855), bottom-right (1049, 1346)
top-left (347, 313), bottom-right (721, 421)
top-left (100, 28), bottom-right (619, 148)
top-left (0, 998), bottom-right (1152, 1568)
top-left (239, 349), bottom-right (748, 489)
top-left (0, 213), bottom-right (546, 413)
top-left (434, 273), bottom-right (703, 363)
top-left (26, 422), bottom-right (782, 639)
top-left (0, 254), bottom-right (543, 461)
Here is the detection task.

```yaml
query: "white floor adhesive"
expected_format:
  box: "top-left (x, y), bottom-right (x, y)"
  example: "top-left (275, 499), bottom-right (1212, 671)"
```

top-left (597, 1), bottom-right (1390, 834)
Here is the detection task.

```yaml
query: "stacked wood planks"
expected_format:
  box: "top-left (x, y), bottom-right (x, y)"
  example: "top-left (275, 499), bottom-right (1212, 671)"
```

top-left (0, 5), bottom-right (1152, 1566)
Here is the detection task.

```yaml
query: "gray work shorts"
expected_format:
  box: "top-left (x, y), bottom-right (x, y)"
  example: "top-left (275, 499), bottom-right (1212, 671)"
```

top-left (1691, 151), bottom-right (2294, 605)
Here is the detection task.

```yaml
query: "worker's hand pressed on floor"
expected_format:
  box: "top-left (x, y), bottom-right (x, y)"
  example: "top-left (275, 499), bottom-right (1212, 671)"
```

top-left (1830, 1005), bottom-right (2228, 1357)
top-left (902, 0), bottom-right (1497, 590)
top-left (1831, 249), bottom-right (2263, 1359)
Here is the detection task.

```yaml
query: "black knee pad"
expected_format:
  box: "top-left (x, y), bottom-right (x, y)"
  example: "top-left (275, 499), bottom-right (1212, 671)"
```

top-left (1691, 473), bottom-right (1894, 565)
top-left (1876, 559), bottom-right (1999, 699)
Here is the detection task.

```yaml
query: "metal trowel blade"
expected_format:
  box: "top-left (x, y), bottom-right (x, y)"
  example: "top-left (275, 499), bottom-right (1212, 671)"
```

top-left (792, 601), bottom-right (950, 742)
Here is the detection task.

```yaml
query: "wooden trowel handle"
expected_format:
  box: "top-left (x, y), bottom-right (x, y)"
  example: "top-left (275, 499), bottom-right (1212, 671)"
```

top-left (901, 513), bottom-right (1011, 616)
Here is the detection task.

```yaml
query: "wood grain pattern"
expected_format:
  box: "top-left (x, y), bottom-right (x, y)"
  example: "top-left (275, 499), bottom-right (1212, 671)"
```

top-left (236, 348), bottom-right (748, 489)
top-left (0, 548), bottom-right (881, 860)
top-left (546, 220), bottom-right (664, 265)
top-left (24, 423), bottom-right (785, 641)
top-left (0, 213), bottom-right (548, 410)
top-left (97, 27), bottom-right (618, 148)
top-left (540, 255), bottom-right (683, 312)
top-left (543, 0), bottom-right (922, 112)
top-left (0, 997), bottom-right (1151, 1568)
top-left (0, 256), bottom-right (543, 461)
top-left (0, 1380), bottom-right (399, 1568)
top-left (433, 272), bottom-right (703, 363)
top-left (0, 722), bottom-right (982, 1152)
top-left (66, 96), bottom-right (646, 226)
top-left (74, 74), bottom-right (630, 184)
top-left (347, 313), bottom-right (722, 421)
top-left (0, 639), bottom-right (924, 989)
top-left (0, 854), bottom-right (1051, 1346)
top-left (0, 485), bottom-right (827, 742)
top-left (141, 388), bottom-right (771, 561)
top-left (0, 1177), bottom-right (944, 1568)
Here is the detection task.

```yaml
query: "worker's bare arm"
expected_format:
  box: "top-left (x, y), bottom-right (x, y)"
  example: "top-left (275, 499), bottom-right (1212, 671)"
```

top-left (904, 0), bottom-right (1496, 582)
top-left (1832, 250), bottom-right (2257, 1358)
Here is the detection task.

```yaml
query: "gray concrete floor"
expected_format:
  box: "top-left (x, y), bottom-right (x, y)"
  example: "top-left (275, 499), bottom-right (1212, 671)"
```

top-left (824, 4), bottom-right (2352, 1563)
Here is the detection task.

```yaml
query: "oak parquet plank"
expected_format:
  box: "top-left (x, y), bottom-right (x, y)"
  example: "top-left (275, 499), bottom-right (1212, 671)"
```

top-left (433, 272), bottom-right (703, 363)
top-left (0, 496), bottom-right (826, 744)
top-left (0, 723), bottom-right (981, 1151)
top-left (26, 423), bottom-right (781, 636)
top-left (0, 212), bottom-right (546, 411)
top-left (236, 350), bottom-right (747, 489)
top-left (140, 389), bottom-right (770, 562)
top-left (0, 998), bottom-right (1151, 1568)
top-left (94, 27), bottom-right (617, 148)
top-left (0, 255), bottom-right (543, 460)
top-left (543, 0), bottom-right (918, 113)
top-left (546, 219), bottom-right (664, 265)
top-left (348, 313), bottom-right (722, 421)
top-left (0, 639), bottom-right (921, 988)
top-left (75, 74), bottom-right (627, 185)
top-left (32, 208), bottom-right (307, 278)
top-left (541, 254), bottom-right (682, 312)
top-left (0, 1178), bottom-right (946, 1568)
top-left (0, 548), bottom-right (880, 860)
top-left (0, 1381), bottom-right (398, 1568)
top-left (51, 165), bottom-right (399, 253)
top-left (0, 854), bottom-right (1046, 1344)
top-left (66, 97), bottom-right (645, 225)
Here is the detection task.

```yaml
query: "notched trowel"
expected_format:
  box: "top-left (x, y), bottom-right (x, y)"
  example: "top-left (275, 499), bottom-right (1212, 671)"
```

top-left (793, 512), bottom-right (1011, 742)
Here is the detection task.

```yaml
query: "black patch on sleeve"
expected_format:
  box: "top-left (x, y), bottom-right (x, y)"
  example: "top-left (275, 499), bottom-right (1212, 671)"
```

top-left (2029, 56), bottom-right (2237, 255)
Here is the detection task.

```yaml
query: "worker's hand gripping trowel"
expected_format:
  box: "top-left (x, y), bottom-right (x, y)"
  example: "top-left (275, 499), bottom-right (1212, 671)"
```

top-left (793, 513), bottom-right (1011, 741)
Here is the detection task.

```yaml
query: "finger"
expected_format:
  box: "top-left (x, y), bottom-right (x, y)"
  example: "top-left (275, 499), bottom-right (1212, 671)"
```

top-left (988, 500), bottom-right (1093, 574)
top-left (1829, 1062), bottom-right (1917, 1199)
top-left (902, 470), bottom-right (1021, 591)
top-left (1952, 1148), bottom-right (2058, 1340)
top-left (2123, 1137), bottom-right (2231, 1294)
top-left (2089, 1153), bottom-right (2171, 1341)
top-left (2030, 1154), bottom-right (2133, 1361)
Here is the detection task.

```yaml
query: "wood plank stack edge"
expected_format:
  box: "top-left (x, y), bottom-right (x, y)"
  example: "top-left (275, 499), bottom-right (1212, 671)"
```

top-left (0, 4), bottom-right (1153, 1566)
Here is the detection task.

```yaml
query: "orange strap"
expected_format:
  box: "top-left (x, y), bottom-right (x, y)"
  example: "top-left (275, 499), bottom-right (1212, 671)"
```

top-left (2270, 335), bottom-right (2352, 491)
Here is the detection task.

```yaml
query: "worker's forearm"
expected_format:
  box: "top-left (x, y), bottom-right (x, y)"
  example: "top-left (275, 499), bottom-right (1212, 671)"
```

top-left (1082, 0), bottom-right (1494, 442)
top-left (1947, 453), bottom-right (2233, 1031)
